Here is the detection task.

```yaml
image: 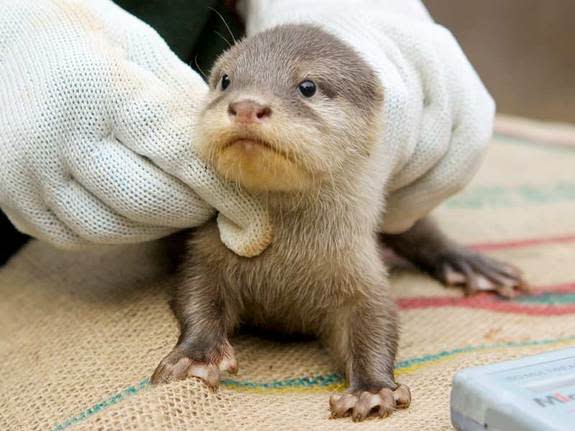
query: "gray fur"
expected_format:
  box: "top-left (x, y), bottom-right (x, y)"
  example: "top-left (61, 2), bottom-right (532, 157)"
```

top-left (152, 24), bottom-right (410, 421)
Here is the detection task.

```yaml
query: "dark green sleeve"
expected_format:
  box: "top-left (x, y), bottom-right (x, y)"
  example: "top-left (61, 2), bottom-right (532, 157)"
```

top-left (113, 0), bottom-right (244, 75)
top-left (1, 213), bottom-right (28, 265)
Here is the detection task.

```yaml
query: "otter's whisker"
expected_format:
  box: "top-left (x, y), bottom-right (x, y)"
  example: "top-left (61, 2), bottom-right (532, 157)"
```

top-left (193, 56), bottom-right (208, 80)
top-left (214, 30), bottom-right (232, 48)
top-left (209, 6), bottom-right (237, 45)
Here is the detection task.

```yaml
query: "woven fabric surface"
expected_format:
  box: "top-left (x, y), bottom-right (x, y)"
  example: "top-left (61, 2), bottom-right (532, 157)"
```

top-left (0, 0), bottom-right (270, 257)
top-left (1, 119), bottom-right (575, 430)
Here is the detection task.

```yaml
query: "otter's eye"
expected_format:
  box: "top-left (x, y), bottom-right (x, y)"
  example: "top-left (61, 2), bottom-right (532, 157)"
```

top-left (221, 74), bottom-right (230, 90)
top-left (298, 80), bottom-right (316, 98)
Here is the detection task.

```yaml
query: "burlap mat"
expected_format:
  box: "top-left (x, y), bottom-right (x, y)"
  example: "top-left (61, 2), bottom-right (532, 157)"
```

top-left (1, 116), bottom-right (575, 430)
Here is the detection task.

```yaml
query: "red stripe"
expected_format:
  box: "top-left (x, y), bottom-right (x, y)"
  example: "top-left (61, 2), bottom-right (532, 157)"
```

top-left (398, 282), bottom-right (575, 316)
top-left (468, 234), bottom-right (575, 252)
top-left (395, 234), bottom-right (575, 315)
top-left (398, 296), bottom-right (575, 316)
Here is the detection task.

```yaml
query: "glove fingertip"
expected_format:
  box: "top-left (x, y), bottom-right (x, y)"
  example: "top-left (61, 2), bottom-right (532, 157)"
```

top-left (217, 213), bottom-right (273, 258)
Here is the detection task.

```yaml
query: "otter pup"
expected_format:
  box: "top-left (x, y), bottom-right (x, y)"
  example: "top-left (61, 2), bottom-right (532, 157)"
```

top-left (152, 24), bottom-right (524, 421)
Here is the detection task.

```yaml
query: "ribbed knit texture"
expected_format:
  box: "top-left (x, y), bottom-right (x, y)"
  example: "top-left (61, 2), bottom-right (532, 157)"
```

top-left (1, 0), bottom-right (494, 255)
top-left (241, 0), bottom-right (496, 233)
top-left (0, 0), bottom-right (272, 256)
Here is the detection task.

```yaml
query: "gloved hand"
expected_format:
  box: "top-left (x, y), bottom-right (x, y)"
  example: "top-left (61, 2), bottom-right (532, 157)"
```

top-left (239, 0), bottom-right (495, 234)
top-left (0, 0), bottom-right (271, 256)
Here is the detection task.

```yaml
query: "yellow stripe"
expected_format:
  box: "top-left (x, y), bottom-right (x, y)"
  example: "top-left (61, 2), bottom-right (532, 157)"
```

top-left (223, 338), bottom-right (575, 394)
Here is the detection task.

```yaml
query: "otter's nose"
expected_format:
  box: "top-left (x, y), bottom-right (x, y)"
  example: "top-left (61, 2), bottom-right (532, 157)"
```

top-left (228, 100), bottom-right (272, 123)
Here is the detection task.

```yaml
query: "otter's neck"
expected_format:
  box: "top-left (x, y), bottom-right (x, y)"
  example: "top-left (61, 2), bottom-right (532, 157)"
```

top-left (259, 167), bottom-right (385, 240)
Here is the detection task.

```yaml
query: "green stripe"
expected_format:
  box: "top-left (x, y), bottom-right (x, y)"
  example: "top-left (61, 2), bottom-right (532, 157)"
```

top-left (445, 182), bottom-right (575, 209)
top-left (444, 135), bottom-right (575, 210)
top-left (51, 379), bottom-right (149, 431)
top-left (50, 335), bottom-right (575, 431)
top-left (394, 336), bottom-right (575, 369)
top-left (222, 373), bottom-right (342, 389)
top-left (515, 293), bottom-right (575, 305)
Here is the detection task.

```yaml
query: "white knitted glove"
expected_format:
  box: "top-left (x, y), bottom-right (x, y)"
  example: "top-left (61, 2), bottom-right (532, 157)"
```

top-left (0, 0), bottom-right (271, 256)
top-left (240, 0), bottom-right (495, 234)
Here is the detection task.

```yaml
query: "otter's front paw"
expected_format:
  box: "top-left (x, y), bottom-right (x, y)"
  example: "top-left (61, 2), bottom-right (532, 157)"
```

top-left (151, 341), bottom-right (237, 389)
top-left (329, 384), bottom-right (411, 422)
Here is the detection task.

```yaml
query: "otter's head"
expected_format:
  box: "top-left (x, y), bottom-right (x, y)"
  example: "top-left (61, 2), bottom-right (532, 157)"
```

top-left (196, 24), bottom-right (383, 193)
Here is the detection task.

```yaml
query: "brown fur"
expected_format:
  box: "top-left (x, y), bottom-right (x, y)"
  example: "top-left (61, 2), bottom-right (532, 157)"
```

top-left (152, 23), bottom-right (526, 421)
top-left (382, 216), bottom-right (527, 297)
top-left (152, 24), bottom-right (410, 421)
top-left (196, 24), bottom-right (383, 193)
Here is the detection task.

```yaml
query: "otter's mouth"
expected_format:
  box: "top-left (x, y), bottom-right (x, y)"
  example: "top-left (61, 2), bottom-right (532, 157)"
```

top-left (223, 138), bottom-right (274, 152)
top-left (221, 137), bottom-right (293, 162)
top-left (210, 134), bottom-right (315, 192)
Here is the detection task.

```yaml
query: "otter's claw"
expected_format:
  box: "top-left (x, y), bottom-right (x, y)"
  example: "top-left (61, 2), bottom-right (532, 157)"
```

top-left (151, 341), bottom-right (237, 389)
top-left (329, 384), bottom-right (411, 421)
top-left (439, 250), bottom-right (528, 297)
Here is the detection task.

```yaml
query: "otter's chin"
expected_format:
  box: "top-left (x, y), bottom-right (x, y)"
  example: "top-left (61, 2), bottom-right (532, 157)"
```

top-left (214, 139), bottom-right (314, 192)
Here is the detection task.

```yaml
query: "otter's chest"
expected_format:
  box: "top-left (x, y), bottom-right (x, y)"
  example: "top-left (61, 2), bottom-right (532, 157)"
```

top-left (231, 235), bottom-right (340, 331)
top-left (226, 223), bottom-right (358, 308)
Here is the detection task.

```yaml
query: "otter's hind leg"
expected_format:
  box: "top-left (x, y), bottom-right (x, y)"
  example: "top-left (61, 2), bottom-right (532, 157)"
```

top-left (382, 216), bottom-right (527, 297)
